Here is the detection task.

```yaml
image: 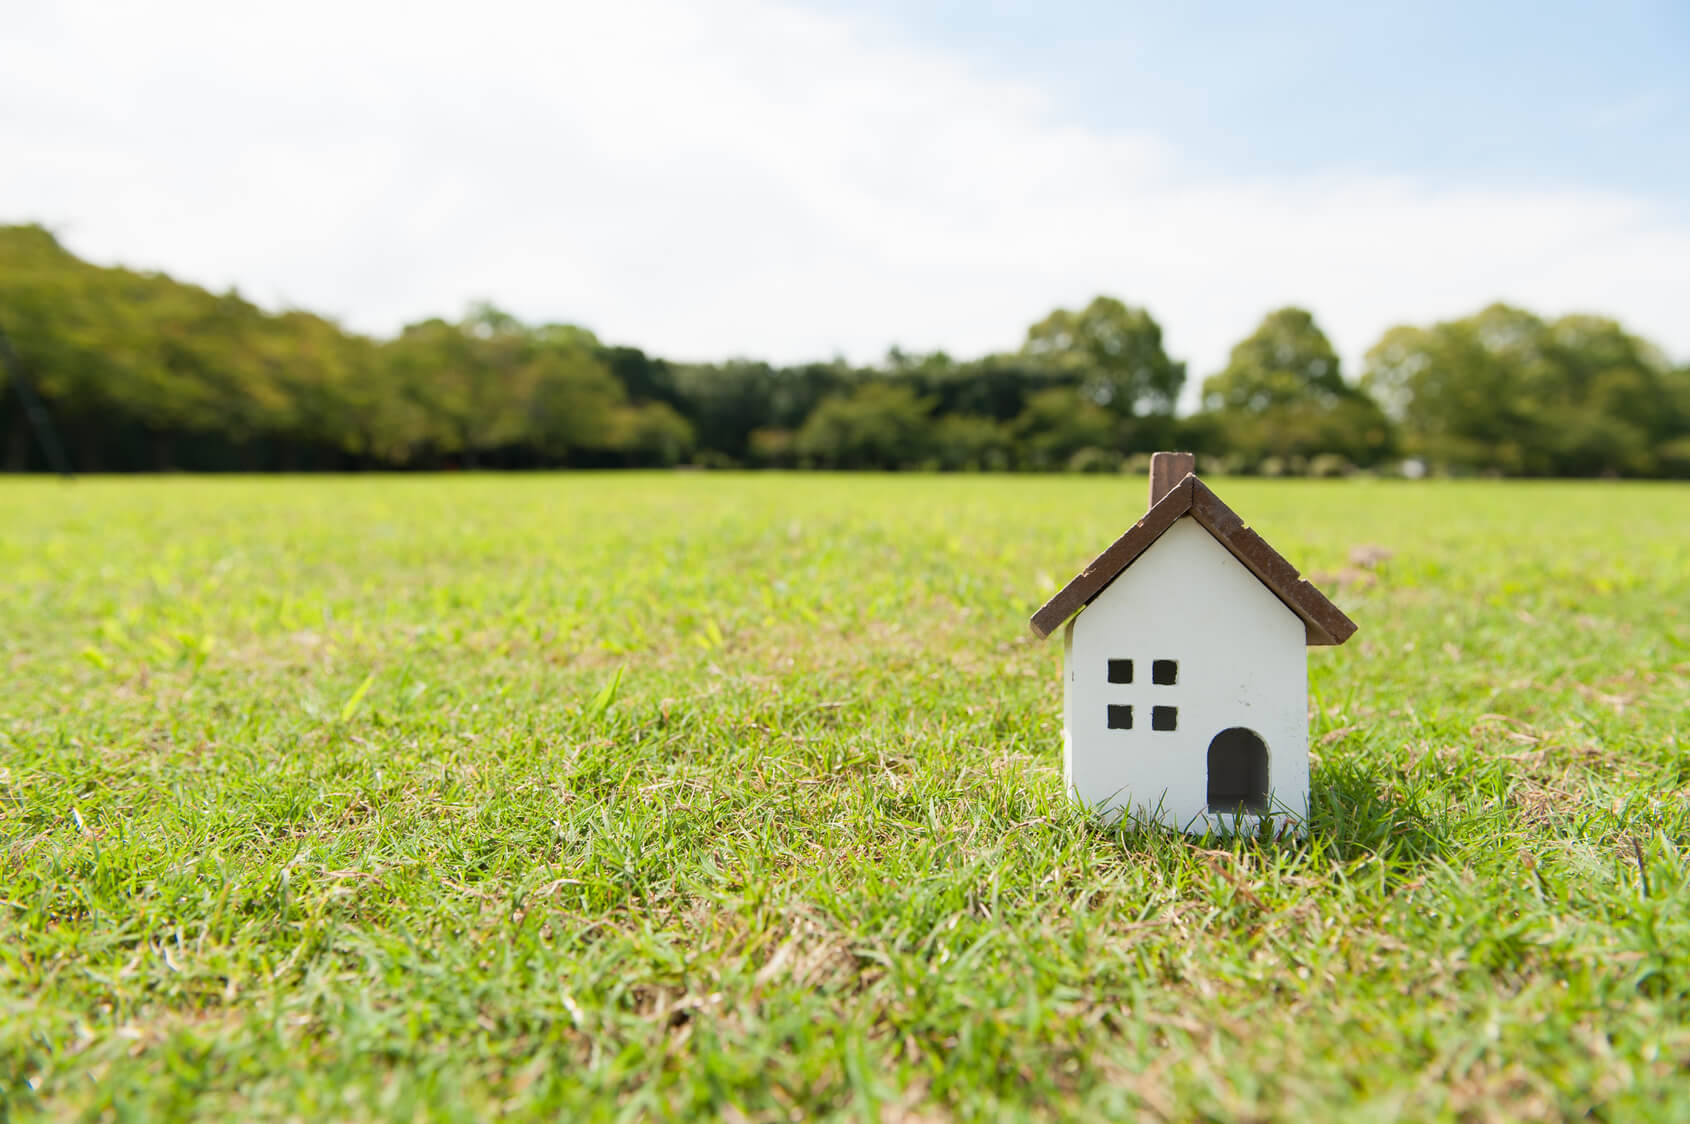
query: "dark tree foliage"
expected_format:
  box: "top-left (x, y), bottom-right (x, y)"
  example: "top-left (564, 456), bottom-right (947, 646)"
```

top-left (669, 361), bottom-right (856, 465)
top-left (3, 225), bottom-right (1684, 476)
top-left (0, 226), bottom-right (689, 471)
top-left (900, 355), bottom-right (1077, 422)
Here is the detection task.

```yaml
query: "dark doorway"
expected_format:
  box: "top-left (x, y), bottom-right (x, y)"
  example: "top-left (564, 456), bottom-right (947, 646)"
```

top-left (1207, 728), bottom-right (1270, 814)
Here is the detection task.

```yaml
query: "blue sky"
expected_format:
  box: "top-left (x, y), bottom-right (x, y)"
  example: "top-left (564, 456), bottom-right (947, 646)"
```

top-left (4, 0), bottom-right (1687, 385)
top-left (817, 0), bottom-right (1690, 196)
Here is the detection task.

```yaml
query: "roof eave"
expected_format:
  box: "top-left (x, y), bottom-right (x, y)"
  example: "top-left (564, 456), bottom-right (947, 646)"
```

top-left (1027, 474), bottom-right (1358, 647)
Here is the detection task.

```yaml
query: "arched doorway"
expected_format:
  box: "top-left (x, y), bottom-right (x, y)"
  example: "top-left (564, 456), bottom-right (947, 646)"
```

top-left (1207, 728), bottom-right (1270, 814)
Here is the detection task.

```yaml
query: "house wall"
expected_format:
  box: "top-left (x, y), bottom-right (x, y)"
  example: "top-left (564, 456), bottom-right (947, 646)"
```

top-left (1063, 516), bottom-right (1309, 831)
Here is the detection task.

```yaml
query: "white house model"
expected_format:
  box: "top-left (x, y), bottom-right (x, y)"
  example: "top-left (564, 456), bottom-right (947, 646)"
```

top-left (1029, 452), bottom-right (1357, 833)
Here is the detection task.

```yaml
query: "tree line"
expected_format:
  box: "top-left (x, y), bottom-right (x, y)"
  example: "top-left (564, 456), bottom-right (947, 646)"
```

top-left (4, 223), bottom-right (1688, 476)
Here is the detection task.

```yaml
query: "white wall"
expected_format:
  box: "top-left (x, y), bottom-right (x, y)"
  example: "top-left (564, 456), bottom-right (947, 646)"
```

top-left (1063, 517), bottom-right (1308, 832)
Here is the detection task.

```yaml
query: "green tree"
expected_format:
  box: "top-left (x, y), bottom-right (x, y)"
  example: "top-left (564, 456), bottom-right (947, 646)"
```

top-left (1204, 307), bottom-right (1345, 411)
top-left (1022, 296), bottom-right (1185, 421)
top-left (1663, 364), bottom-right (1690, 476)
top-left (794, 383), bottom-right (933, 469)
top-left (1539, 315), bottom-right (1683, 475)
top-left (1365, 305), bottom-right (1556, 473)
top-left (1363, 304), bottom-right (1684, 476)
top-left (606, 401), bottom-right (696, 466)
top-left (381, 307), bottom-right (626, 466)
top-left (524, 347), bottom-right (629, 461)
top-left (1011, 387), bottom-right (1121, 471)
top-left (1, 226), bottom-right (304, 468)
top-left (258, 309), bottom-right (385, 467)
top-left (1201, 307), bottom-right (1393, 470)
top-left (930, 414), bottom-right (1011, 471)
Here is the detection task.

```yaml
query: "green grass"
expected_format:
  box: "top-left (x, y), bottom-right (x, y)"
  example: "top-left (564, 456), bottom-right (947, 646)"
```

top-left (3, 472), bottom-right (1689, 1121)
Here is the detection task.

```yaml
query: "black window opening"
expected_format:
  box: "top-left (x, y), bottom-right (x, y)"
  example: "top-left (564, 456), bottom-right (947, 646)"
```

top-left (1107, 704), bottom-right (1133, 730)
top-left (1107, 659), bottom-right (1133, 684)
top-left (1152, 659), bottom-right (1178, 685)
top-left (1207, 728), bottom-right (1270, 814)
top-left (1151, 705), bottom-right (1178, 731)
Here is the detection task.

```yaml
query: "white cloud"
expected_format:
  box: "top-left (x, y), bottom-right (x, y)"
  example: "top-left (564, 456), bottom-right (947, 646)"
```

top-left (5, 0), bottom-right (1688, 395)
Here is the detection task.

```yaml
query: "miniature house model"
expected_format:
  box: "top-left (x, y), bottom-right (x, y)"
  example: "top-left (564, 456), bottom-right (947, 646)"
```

top-left (1029, 452), bottom-right (1357, 832)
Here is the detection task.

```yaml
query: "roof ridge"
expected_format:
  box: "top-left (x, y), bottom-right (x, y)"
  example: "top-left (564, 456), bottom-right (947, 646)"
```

top-left (1027, 474), bottom-right (1357, 646)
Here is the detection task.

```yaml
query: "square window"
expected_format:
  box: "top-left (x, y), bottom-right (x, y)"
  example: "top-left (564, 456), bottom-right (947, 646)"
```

top-left (1151, 706), bottom-right (1177, 731)
top-left (1107, 704), bottom-right (1133, 730)
top-left (1107, 659), bottom-right (1133, 684)
top-left (1152, 659), bottom-right (1178, 685)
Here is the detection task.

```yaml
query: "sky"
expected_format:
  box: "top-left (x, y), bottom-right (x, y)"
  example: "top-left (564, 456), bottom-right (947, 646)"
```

top-left (5, 0), bottom-right (1688, 392)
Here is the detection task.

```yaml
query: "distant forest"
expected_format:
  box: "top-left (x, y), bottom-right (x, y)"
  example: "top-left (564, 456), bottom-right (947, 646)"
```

top-left (4, 223), bottom-right (1688, 476)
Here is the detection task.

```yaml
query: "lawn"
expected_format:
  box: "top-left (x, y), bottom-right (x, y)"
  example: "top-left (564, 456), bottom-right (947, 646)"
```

top-left (3, 472), bottom-right (1689, 1121)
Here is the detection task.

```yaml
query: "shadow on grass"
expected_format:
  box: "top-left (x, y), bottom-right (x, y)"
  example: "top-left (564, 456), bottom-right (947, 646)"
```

top-left (1079, 760), bottom-right (1452, 874)
top-left (1307, 758), bottom-right (1451, 866)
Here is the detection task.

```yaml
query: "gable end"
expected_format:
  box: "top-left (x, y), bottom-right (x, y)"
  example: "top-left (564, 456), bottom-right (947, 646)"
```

top-left (1028, 474), bottom-right (1357, 646)
top-left (1027, 476), bottom-right (1193, 641)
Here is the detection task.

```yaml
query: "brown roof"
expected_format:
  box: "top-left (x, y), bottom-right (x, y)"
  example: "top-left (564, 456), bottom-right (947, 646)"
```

top-left (1028, 473), bottom-right (1358, 646)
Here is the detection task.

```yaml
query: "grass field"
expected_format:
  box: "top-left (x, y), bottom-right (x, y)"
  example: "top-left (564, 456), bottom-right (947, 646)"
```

top-left (3, 472), bottom-right (1690, 1121)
